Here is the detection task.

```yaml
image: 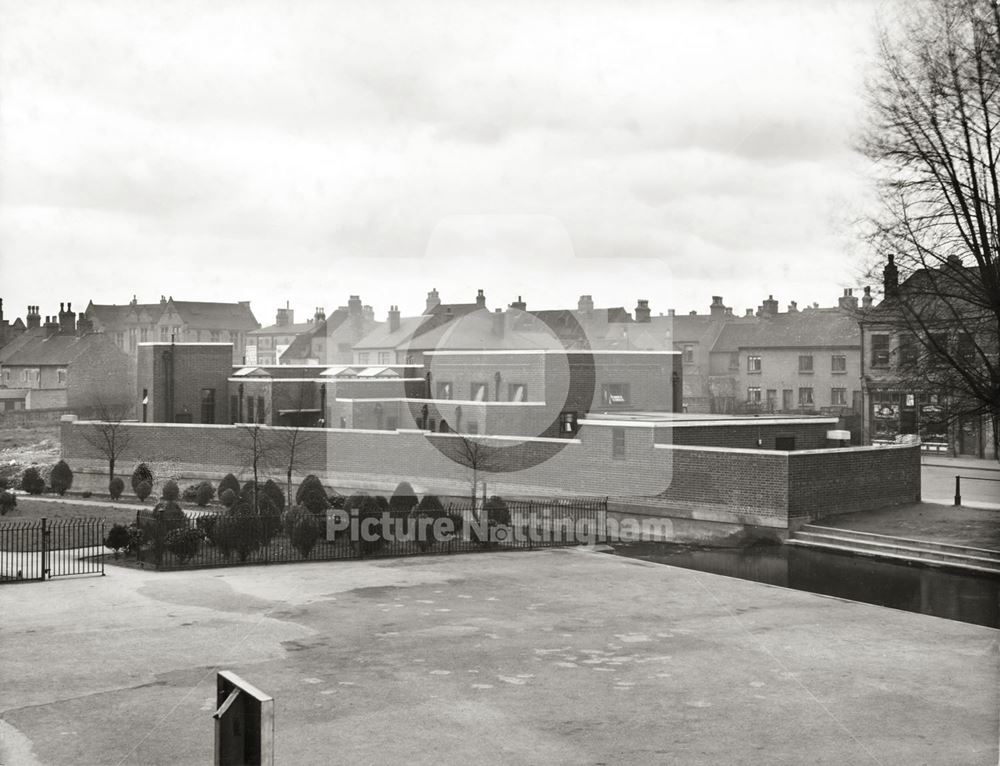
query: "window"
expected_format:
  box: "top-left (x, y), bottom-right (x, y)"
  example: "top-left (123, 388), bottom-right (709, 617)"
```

top-left (747, 355), bottom-right (762, 373)
top-left (612, 427), bottom-right (626, 459)
top-left (257, 396), bottom-right (265, 423)
top-left (2, 370), bottom-right (8, 384)
top-left (728, 352), bottom-right (739, 371)
top-left (766, 389), bottom-right (777, 411)
top-left (210, 330), bottom-right (221, 343)
top-left (57, 369), bottom-right (67, 384)
top-left (159, 326), bottom-right (169, 341)
top-left (246, 396), bottom-right (255, 423)
top-left (831, 355), bottom-right (846, 373)
top-left (601, 383), bottom-right (630, 406)
top-left (117, 331), bottom-right (126, 347)
top-left (747, 386), bottom-right (762, 403)
top-left (831, 387), bottom-right (847, 406)
top-left (378, 351), bottom-right (392, 365)
top-left (200, 388), bottom-right (216, 424)
top-left (467, 419), bottom-right (479, 435)
top-left (798, 387), bottom-right (814, 406)
top-left (682, 345), bottom-right (695, 364)
top-left (798, 355), bottom-right (814, 373)
top-left (508, 383), bottom-right (527, 402)
top-left (358, 352), bottom-right (370, 364)
top-left (871, 334), bottom-right (890, 367)
top-left (140, 328), bottom-right (148, 342)
top-left (899, 336), bottom-right (918, 367)
top-left (470, 382), bottom-right (488, 401)
top-left (436, 381), bottom-right (453, 400)
top-left (782, 389), bottom-right (793, 410)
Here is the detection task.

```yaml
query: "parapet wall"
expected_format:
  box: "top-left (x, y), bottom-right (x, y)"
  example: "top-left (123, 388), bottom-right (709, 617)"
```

top-left (60, 419), bottom-right (920, 532)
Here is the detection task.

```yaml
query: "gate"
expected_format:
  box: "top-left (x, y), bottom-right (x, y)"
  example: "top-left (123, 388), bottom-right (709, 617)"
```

top-left (0, 517), bottom-right (105, 582)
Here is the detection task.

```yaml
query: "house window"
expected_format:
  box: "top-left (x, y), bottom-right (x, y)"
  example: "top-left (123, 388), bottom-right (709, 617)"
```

top-left (378, 351), bottom-right (392, 365)
top-left (508, 383), bottom-right (527, 402)
top-left (601, 383), bottom-right (630, 406)
top-left (117, 331), bottom-right (126, 347)
top-left (798, 387), bottom-right (814, 406)
top-left (211, 330), bottom-right (221, 343)
top-left (200, 388), bottom-right (216, 424)
top-left (747, 355), bottom-right (762, 373)
top-left (782, 389), bottom-right (793, 410)
top-left (831, 355), bottom-right (846, 373)
top-left (2, 370), bottom-right (9, 384)
top-left (57, 369), bottom-right (67, 384)
top-left (831, 387), bottom-right (847, 406)
top-left (140, 328), bottom-right (148, 342)
top-left (747, 386), bottom-right (762, 403)
top-left (467, 419), bottom-right (479, 435)
top-left (728, 352), bottom-right (739, 371)
top-left (612, 427), bottom-right (626, 459)
top-left (246, 396), bottom-right (255, 423)
top-left (871, 334), bottom-right (890, 367)
top-left (257, 396), bottom-right (265, 423)
top-left (766, 389), bottom-right (777, 411)
top-left (682, 345), bottom-right (695, 364)
top-left (798, 355), bottom-right (814, 373)
top-left (470, 382), bottom-right (488, 401)
top-left (436, 382), bottom-right (453, 400)
top-left (358, 352), bottom-right (370, 365)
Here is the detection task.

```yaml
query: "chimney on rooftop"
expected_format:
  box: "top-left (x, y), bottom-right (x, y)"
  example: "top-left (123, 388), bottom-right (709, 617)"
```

top-left (493, 308), bottom-right (505, 338)
top-left (59, 301), bottom-right (76, 333)
top-left (26, 305), bottom-right (40, 329)
top-left (43, 315), bottom-right (59, 338)
top-left (510, 295), bottom-right (526, 312)
top-left (838, 288), bottom-right (858, 311)
top-left (745, 309), bottom-right (754, 318)
top-left (362, 304), bottom-right (374, 323)
top-left (787, 301), bottom-right (798, 313)
top-left (709, 296), bottom-right (727, 318)
top-left (883, 254), bottom-right (899, 297)
top-left (347, 295), bottom-right (362, 316)
top-left (388, 305), bottom-right (400, 332)
top-left (275, 305), bottom-right (293, 327)
top-left (635, 299), bottom-right (651, 323)
top-left (314, 307), bottom-right (326, 322)
top-left (862, 286), bottom-right (873, 309)
top-left (667, 309), bottom-right (675, 317)
top-left (426, 288), bottom-right (440, 313)
top-left (76, 310), bottom-right (93, 335)
top-left (475, 289), bottom-right (486, 309)
top-left (578, 295), bottom-right (594, 314)
top-left (758, 295), bottom-right (779, 318)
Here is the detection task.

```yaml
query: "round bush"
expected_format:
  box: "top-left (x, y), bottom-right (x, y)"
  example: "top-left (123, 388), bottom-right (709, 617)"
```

top-left (195, 481), bottom-right (215, 507)
top-left (49, 460), bottom-right (74, 496)
top-left (103, 523), bottom-right (130, 556)
top-left (262, 479), bottom-right (285, 513)
top-left (389, 481), bottom-right (418, 516)
top-left (135, 480), bottom-right (152, 502)
top-left (164, 527), bottom-right (203, 564)
top-left (220, 488), bottom-right (236, 508)
top-left (289, 513), bottom-right (321, 558)
top-left (161, 480), bottom-right (180, 502)
top-left (219, 473), bottom-right (240, 498)
top-left (20, 467), bottom-right (45, 495)
top-left (295, 475), bottom-right (325, 505)
top-left (131, 463), bottom-right (153, 493)
top-left (109, 477), bottom-right (125, 500)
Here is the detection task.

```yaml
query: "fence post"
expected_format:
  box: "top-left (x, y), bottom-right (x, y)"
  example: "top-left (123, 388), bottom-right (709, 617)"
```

top-left (954, 476), bottom-right (961, 507)
top-left (40, 517), bottom-right (48, 581)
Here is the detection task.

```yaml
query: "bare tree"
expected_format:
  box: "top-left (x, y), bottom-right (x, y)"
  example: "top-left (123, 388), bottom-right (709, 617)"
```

top-left (444, 434), bottom-right (499, 518)
top-left (269, 384), bottom-right (321, 506)
top-left (79, 398), bottom-right (134, 484)
top-left (228, 423), bottom-right (275, 512)
top-left (860, 0), bottom-right (1000, 456)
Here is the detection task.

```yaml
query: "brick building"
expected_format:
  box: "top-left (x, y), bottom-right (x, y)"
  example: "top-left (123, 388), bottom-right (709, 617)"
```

top-left (245, 303), bottom-right (322, 365)
top-left (0, 299), bottom-right (26, 351)
top-left (279, 296), bottom-right (381, 366)
top-left (136, 343), bottom-right (233, 424)
top-left (86, 296), bottom-right (260, 364)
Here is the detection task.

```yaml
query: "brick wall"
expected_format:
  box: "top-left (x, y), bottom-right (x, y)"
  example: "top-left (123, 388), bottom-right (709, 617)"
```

top-left (138, 344), bottom-right (232, 424)
top-left (663, 420), bottom-right (835, 450)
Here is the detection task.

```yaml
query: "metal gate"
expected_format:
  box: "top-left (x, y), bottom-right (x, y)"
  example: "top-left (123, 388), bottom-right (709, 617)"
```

top-left (0, 517), bottom-right (105, 582)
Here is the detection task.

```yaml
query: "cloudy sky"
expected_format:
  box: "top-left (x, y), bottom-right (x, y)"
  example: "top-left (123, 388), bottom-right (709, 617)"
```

top-left (0, 0), bottom-right (882, 327)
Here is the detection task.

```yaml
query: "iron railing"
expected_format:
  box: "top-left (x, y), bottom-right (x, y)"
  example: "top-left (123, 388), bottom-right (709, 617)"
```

top-left (954, 475), bottom-right (1000, 506)
top-left (0, 517), bottom-right (106, 583)
top-left (132, 498), bottom-right (609, 571)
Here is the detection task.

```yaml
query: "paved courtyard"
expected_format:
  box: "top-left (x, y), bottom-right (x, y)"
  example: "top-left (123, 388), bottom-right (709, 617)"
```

top-left (0, 548), bottom-right (997, 765)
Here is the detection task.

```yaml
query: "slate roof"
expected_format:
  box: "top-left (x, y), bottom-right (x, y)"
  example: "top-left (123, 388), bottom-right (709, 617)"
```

top-left (279, 310), bottom-right (357, 361)
top-left (2, 332), bottom-right (121, 367)
top-left (407, 312), bottom-right (562, 352)
top-left (712, 309), bottom-right (860, 352)
top-left (0, 328), bottom-right (44, 364)
top-left (85, 299), bottom-right (260, 331)
top-left (353, 315), bottom-right (434, 350)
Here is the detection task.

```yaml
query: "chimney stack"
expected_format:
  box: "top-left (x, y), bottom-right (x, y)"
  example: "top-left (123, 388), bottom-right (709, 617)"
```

top-left (883, 254), bottom-right (899, 297)
top-left (388, 305), bottom-right (401, 332)
top-left (475, 289), bottom-right (486, 309)
top-left (838, 288), bottom-right (858, 311)
top-left (275, 302), bottom-right (293, 327)
top-left (26, 305), bottom-right (40, 329)
top-left (58, 301), bottom-right (76, 333)
top-left (425, 288), bottom-right (440, 313)
top-left (758, 295), bottom-right (779, 318)
top-left (787, 301), bottom-right (798, 313)
top-left (667, 309), bottom-right (675, 317)
top-left (492, 308), bottom-right (505, 338)
top-left (76, 310), bottom-right (93, 334)
top-left (577, 295), bottom-right (594, 314)
top-left (745, 309), bottom-right (754, 318)
top-left (510, 295), bottom-right (526, 312)
top-left (347, 295), bottom-right (362, 316)
top-left (862, 286), bottom-right (873, 309)
top-left (314, 307), bottom-right (326, 323)
top-left (43, 315), bottom-right (60, 337)
top-left (709, 296), bottom-right (726, 318)
top-left (635, 299), bottom-right (651, 323)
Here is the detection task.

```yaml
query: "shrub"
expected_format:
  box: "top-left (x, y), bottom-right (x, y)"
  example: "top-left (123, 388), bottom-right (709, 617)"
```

top-left (135, 480), bottom-right (152, 502)
top-left (195, 514), bottom-right (217, 539)
top-left (389, 481), bottom-right (419, 515)
top-left (131, 463), bottom-right (153, 493)
top-left (295, 475), bottom-right (324, 504)
top-left (353, 495), bottom-right (389, 556)
top-left (109, 477), bottom-right (125, 500)
top-left (161, 480), bottom-right (180, 502)
top-left (412, 494), bottom-right (455, 550)
top-left (0, 478), bottom-right (7, 490)
top-left (49, 460), bottom-right (73, 496)
top-left (219, 473), bottom-right (240, 498)
top-left (164, 527), bottom-right (203, 564)
top-left (195, 481), bottom-right (215, 507)
top-left (0, 491), bottom-right (16, 515)
top-left (104, 523), bottom-right (130, 557)
top-left (182, 484), bottom-right (201, 502)
top-left (125, 524), bottom-right (144, 554)
top-left (286, 507), bottom-right (321, 558)
top-left (262, 479), bottom-right (285, 513)
top-left (220, 488), bottom-right (236, 508)
top-left (21, 467), bottom-right (45, 495)
top-left (471, 496), bottom-right (511, 547)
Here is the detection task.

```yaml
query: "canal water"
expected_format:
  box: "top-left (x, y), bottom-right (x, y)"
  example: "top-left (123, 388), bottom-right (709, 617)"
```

top-left (609, 542), bottom-right (999, 629)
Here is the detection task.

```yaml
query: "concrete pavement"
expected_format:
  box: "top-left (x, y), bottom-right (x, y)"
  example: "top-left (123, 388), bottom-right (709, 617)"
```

top-left (0, 548), bottom-right (997, 765)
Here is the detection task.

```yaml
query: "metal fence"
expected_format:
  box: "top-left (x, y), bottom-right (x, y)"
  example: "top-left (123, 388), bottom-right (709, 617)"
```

top-left (132, 498), bottom-right (608, 571)
top-left (0, 518), bottom-right (106, 583)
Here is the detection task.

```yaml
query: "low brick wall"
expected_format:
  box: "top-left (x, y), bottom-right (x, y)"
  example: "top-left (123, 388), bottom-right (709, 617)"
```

top-left (59, 420), bottom-right (921, 531)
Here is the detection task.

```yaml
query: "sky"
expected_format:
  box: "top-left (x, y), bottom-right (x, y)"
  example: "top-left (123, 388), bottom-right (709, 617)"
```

top-left (0, 0), bottom-right (884, 327)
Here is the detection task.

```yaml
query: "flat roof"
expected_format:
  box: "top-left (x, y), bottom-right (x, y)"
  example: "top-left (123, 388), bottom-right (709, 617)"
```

top-left (582, 412), bottom-right (839, 427)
